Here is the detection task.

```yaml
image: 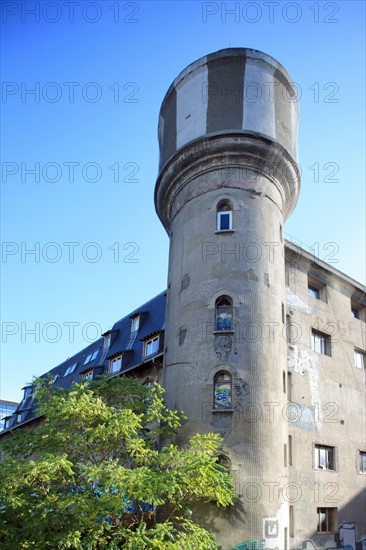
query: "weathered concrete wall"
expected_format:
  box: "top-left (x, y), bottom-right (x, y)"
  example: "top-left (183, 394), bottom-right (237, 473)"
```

top-left (155, 47), bottom-right (365, 550)
top-left (285, 248), bottom-right (366, 549)
top-left (156, 48), bottom-right (300, 549)
top-left (158, 48), bottom-right (299, 170)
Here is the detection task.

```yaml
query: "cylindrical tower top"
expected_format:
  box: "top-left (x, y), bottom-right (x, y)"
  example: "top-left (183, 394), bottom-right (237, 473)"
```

top-left (155, 48), bottom-right (300, 230)
top-left (158, 48), bottom-right (299, 170)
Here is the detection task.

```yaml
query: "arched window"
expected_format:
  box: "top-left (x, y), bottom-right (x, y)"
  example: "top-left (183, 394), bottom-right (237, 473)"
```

top-left (213, 371), bottom-right (232, 409)
top-left (216, 200), bottom-right (232, 231)
top-left (215, 295), bottom-right (233, 331)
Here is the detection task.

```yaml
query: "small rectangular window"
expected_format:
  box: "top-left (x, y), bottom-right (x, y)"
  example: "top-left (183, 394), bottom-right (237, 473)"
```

top-left (284, 443), bottom-right (287, 467)
top-left (308, 284), bottom-right (320, 299)
top-left (317, 508), bottom-right (337, 533)
top-left (285, 264), bottom-right (290, 286)
top-left (287, 372), bottom-right (292, 401)
top-left (354, 349), bottom-right (366, 370)
top-left (217, 211), bottom-right (232, 231)
top-left (283, 371), bottom-right (286, 393)
top-left (351, 300), bottom-right (365, 321)
top-left (104, 333), bottom-right (111, 348)
top-left (311, 329), bottom-right (331, 356)
top-left (359, 451), bottom-right (366, 474)
top-left (144, 336), bottom-right (159, 357)
top-left (288, 435), bottom-right (293, 465)
top-left (314, 444), bottom-right (335, 471)
top-left (351, 306), bottom-right (360, 319)
top-left (289, 506), bottom-right (294, 537)
top-left (131, 315), bottom-right (140, 332)
top-left (308, 277), bottom-right (326, 302)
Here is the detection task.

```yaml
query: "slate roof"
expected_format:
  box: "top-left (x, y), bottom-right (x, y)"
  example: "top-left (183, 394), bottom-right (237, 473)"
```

top-left (2, 291), bottom-right (167, 432)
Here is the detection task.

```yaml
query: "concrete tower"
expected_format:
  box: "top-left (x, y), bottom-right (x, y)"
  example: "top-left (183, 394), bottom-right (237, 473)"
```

top-left (155, 48), bottom-right (300, 549)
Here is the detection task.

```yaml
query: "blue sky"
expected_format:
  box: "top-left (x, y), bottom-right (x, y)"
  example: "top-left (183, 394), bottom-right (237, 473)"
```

top-left (1, 0), bottom-right (365, 402)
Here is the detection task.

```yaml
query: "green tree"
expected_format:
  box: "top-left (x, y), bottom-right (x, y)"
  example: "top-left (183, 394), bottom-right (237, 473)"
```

top-left (0, 376), bottom-right (235, 549)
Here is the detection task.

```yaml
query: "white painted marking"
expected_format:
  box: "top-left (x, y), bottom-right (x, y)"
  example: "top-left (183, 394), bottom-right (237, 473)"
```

top-left (176, 64), bottom-right (208, 150)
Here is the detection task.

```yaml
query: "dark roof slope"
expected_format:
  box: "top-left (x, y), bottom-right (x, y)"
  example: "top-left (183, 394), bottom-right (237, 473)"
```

top-left (2, 291), bottom-right (167, 432)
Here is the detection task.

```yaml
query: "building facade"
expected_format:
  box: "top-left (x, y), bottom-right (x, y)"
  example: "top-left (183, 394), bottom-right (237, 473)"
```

top-left (1, 49), bottom-right (365, 550)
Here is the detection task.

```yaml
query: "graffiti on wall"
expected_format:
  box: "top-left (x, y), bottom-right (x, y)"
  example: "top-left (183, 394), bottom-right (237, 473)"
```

top-left (339, 522), bottom-right (356, 550)
top-left (230, 516), bottom-right (366, 550)
top-left (230, 540), bottom-right (264, 550)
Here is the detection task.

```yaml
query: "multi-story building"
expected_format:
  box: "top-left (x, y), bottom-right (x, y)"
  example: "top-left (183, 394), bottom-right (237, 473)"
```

top-left (1, 48), bottom-right (365, 550)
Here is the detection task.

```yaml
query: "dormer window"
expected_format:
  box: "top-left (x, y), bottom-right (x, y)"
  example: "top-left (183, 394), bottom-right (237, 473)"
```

top-left (131, 315), bottom-right (140, 333)
top-left (17, 413), bottom-right (23, 423)
top-left (216, 200), bottom-right (233, 231)
top-left (83, 348), bottom-right (100, 365)
top-left (110, 355), bottom-right (122, 374)
top-left (82, 369), bottom-right (93, 382)
top-left (144, 335), bottom-right (159, 357)
top-left (63, 363), bottom-right (78, 377)
top-left (104, 333), bottom-right (111, 348)
top-left (22, 386), bottom-right (33, 401)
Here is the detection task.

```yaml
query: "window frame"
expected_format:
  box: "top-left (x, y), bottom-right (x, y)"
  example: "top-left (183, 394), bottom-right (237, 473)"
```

top-left (317, 507), bottom-right (337, 533)
top-left (314, 444), bottom-right (335, 471)
top-left (311, 329), bottom-right (331, 356)
top-left (215, 295), bottom-right (233, 332)
top-left (63, 363), bottom-right (78, 377)
top-left (359, 451), bottom-right (366, 474)
top-left (213, 371), bottom-right (232, 410)
top-left (288, 434), bottom-right (293, 466)
top-left (23, 386), bottom-right (33, 400)
top-left (131, 315), bottom-right (140, 333)
top-left (110, 354), bottom-right (123, 374)
top-left (82, 369), bottom-right (94, 382)
top-left (216, 200), bottom-right (233, 232)
top-left (287, 371), bottom-right (292, 401)
top-left (83, 348), bottom-right (100, 365)
top-left (354, 348), bottom-right (366, 370)
top-left (144, 335), bottom-right (159, 358)
top-left (289, 505), bottom-right (294, 538)
top-left (351, 300), bottom-right (365, 321)
top-left (307, 276), bottom-right (326, 302)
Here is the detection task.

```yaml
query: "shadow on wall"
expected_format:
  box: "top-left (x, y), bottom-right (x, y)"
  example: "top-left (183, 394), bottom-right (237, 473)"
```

top-left (227, 487), bottom-right (366, 550)
top-left (299, 486), bottom-right (366, 550)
